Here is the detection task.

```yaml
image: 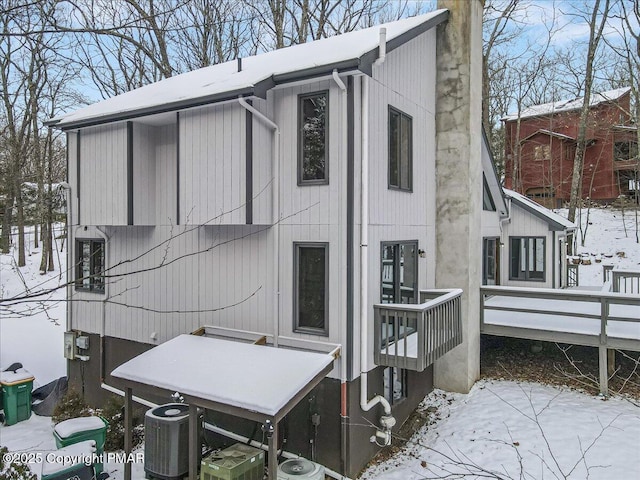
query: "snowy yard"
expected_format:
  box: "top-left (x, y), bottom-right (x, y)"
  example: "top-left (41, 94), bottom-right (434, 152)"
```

top-left (1, 208), bottom-right (640, 479)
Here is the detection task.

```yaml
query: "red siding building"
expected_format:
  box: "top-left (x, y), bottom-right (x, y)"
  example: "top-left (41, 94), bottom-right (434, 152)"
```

top-left (503, 88), bottom-right (638, 208)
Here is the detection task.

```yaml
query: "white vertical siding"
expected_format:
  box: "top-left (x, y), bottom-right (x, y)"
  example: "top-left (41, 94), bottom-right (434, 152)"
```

top-left (356, 29), bottom-right (438, 374)
top-left (79, 123), bottom-right (128, 225)
top-left (272, 79), bottom-right (348, 349)
top-left (180, 103), bottom-right (246, 225)
top-left (155, 124), bottom-right (178, 225)
top-left (132, 123), bottom-right (156, 225)
top-left (250, 97), bottom-right (274, 225)
top-left (67, 133), bottom-right (79, 225)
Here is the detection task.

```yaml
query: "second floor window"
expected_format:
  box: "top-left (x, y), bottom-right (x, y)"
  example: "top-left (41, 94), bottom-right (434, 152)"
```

top-left (388, 106), bottom-right (412, 191)
top-left (76, 239), bottom-right (105, 292)
top-left (298, 92), bottom-right (328, 185)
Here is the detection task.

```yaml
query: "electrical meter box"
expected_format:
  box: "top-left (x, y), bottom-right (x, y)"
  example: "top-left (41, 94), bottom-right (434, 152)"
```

top-left (64, 331), bottom-right (77, 360)
top-left (76, 336), bottom-right (89, 350)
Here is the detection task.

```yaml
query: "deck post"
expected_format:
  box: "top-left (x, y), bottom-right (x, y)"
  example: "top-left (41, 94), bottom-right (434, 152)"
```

top-left (267, 420), bottom-right (278, 478)
top-left (189, 404), bottom-right (199, 480)
top-left (608, 349), bottom-right (616, 377)
top-left (598, 346), bottom-right (608, 397)
top-left (124, 387), bottom-right (132, 480)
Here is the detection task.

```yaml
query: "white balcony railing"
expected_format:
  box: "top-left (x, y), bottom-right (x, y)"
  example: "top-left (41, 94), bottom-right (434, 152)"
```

top-left (373, 289), bottom-right (463, 372)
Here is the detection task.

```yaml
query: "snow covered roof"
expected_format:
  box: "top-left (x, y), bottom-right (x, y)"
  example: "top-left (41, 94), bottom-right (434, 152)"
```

top-left (521, 129), bottom-right (576, 142)
top-left (502, 87), bottom-right (631, 122)
top-left (503, 188), bottom-right (576, 232)
top-left (49, 10), bottom-right (448, 130)
top-left (111, 334), bottom-right (336, 419)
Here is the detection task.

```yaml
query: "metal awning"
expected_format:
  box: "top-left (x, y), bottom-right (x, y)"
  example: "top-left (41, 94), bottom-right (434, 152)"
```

top-left (111, 334), bottom-right (339, 479)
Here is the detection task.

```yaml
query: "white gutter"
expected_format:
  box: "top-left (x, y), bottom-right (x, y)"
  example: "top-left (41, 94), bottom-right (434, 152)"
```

top-left (359, 75), bottom-right (391, 419)
top-left (238, 96), bottom-right (281, 346)
top-left (101, 385), bottom-right (352, 480)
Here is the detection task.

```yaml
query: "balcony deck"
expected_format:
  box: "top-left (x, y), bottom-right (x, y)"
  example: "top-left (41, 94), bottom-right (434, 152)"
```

top-left (374, 289), bottom-right (463, 372)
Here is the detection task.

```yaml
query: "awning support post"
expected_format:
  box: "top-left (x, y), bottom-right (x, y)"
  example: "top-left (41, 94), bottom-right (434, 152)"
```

top-left (189, 404), bottom-right (199, 480)
top-left (264, 419), bottom-right (277, 478)
top-left (124, 387), bottom-right (133, 480)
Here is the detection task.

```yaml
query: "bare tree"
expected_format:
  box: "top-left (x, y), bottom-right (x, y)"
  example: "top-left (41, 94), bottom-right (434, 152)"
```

top-left (567, 0), bottom-right (612, 224)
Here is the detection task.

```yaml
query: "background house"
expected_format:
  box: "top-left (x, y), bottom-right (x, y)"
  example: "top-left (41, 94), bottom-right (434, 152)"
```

top-left (503, 87), bottom-right (637, 208)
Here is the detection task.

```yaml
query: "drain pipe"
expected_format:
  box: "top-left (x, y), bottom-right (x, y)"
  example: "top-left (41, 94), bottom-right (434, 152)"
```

top-left (95, 226), bottom-right (110, 384)
top-left (238, 96), bottom-right (281, 346)
top-left (359, 73), bottom-right (395, 445)
top-left (58, 182), bottom-right (73, 332)
top-left (374, 28), bottom-right (386, 66)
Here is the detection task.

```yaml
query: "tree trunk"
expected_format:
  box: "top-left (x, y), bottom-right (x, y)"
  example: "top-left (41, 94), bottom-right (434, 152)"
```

top-left (16, 188), bottom-right (25, 267)
top-left (567, 0), bottom-right (610, 223)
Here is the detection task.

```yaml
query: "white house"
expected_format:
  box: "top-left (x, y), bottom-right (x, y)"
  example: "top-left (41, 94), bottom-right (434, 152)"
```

top-left (49, 2), bottom-right (486, 478)
top-left (481, 132), bottom-right (576, 289)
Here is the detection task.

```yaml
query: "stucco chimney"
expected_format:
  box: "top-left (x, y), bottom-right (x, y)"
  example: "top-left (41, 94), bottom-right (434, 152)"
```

top-left (434, 0), bottom-right (484, 393)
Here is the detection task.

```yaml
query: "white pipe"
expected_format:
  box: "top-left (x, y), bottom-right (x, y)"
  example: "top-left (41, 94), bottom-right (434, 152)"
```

top-left (58, 182), bottom-right (72, 332)
top-left (101, 384), bottom-right (352, 480)
top-left (359, 75), bottom-right (391, 416)
top-left (238, 96), bottom-right (281, 347)
top-left (101, 383), bottom-right (156, 409)
top-left (374, 28), bottom-right (387, 66)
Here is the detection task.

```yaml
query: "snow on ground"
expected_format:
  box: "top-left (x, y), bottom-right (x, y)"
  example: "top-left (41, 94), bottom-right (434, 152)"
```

top-left (2, 208), bottom-right (640, 479)
top-left (0, 225), bottom-right (67, 387)
top-left (566, 206), bottom-right (640, 286)
top-left (362, 379), bottom-right (640, 480)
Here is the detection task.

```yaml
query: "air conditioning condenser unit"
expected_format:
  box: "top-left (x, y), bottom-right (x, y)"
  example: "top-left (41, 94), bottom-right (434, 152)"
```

top-left (144, 403), bottom-right (190, 480)
top-left (277, 458), bottom-right (325, 480)
top-left (200, 443), bottom-right (264, 480)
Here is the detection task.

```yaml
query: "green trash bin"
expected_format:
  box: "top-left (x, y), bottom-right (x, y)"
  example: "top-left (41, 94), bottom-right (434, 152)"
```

top-left (1, 369), bottom-right (35, 426)
top-left (54, 416), bottom-right (108, 475)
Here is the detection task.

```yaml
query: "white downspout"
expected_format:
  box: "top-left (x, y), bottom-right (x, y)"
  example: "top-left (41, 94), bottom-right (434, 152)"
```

top-left (359, 30), bottom-right (395, 445)
top-left (359, 75), bottom-right (391, 418)
top-left (238, 96), bottom-right (281, 346)
top-left (59, 182), bottom-right (72, 332)
top-left (374, 28), bottom-right (387, 66)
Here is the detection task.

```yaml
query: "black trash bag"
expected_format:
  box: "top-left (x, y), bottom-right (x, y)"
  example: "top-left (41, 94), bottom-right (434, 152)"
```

top-left (3, 362), bottom-right (23, 373)
top-left (32, 377), bottom-right (68, 416)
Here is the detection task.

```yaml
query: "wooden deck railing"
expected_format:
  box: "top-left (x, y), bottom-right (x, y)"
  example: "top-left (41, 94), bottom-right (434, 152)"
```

top-left (567, 263), bottom-right (579, 287)
top-left (481, 285), bottom-right (640, 395)
top-left (374, 289), bottom-right (463, 372)
top-left (611, 269), bottom-right (640, 294)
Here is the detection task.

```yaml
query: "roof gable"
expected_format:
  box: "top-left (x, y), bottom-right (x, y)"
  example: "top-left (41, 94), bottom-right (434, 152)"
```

top-left (502, 87), bottom-right (631, 122)
top-left (503, 188), bottom-right (576, 232)
top-left (49, 10), bottom-right (448, 130)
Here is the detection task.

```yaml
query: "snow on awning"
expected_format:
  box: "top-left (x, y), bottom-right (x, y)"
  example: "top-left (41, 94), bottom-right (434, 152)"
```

top-left (111, 334), bottom-right (337, 420)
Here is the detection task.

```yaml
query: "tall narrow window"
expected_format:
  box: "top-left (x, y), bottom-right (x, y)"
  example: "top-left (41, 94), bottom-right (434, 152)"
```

top-left (298, 92), bottom-right (328, 184)
top-left (510, 237), bottom-right (545, 281)
top-left (483, 237), bottom-right (499, 285)
top-left (76, 239), bottom-right (105, 292)
top-left (294, 243), bottom-right (329, 335)
top-left (388, 106), bottom-right (412, 191)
